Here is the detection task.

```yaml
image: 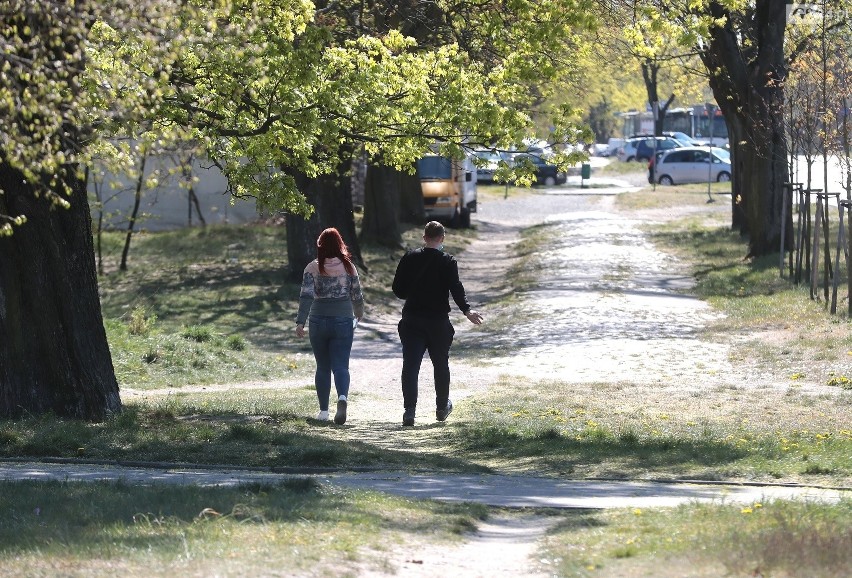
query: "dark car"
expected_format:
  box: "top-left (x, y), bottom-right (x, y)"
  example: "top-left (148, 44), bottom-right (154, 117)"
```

top-left (635, 137), bottom-right (684, 162)
top-left (513, 153), bottom-right (567, 186)
top-left (619, 136), bottom-right (684, 162)
top-left (473, 149), bottom-right (509, 183)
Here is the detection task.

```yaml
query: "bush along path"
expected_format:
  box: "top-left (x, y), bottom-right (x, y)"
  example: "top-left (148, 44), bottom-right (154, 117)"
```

top-left (3, 184), bottom-right (851, 577)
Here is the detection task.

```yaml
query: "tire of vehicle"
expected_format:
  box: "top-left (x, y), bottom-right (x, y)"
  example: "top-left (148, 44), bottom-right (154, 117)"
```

top-left (544, 175), bottom-right (556, 186)
top-left (460, 207), bottom-right (471, 228)
top-left (659, 175), bottom-right (674, 185)
top-left (626, 156), bottom-right (635, 162)
top-left (717, 171), bottom-right (731, 182)
top-left (448, 205), bottom-right (461, 228)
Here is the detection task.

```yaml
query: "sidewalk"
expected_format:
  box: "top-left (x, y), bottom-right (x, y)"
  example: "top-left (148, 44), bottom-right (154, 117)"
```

top-left (1, 461), bottom-right (847, 509)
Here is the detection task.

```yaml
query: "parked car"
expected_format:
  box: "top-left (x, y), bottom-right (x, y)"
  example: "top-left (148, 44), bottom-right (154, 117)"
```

top-left (651, 146), bottom-right (732, 185)
top-left (513, 153), bottom-right (567, 186)
top-left (618, 136), bottom-right (684, 162)
top-left (472, 149), bottom-right (508, 183)
top-left (663, 131), bottom-right (703, 146)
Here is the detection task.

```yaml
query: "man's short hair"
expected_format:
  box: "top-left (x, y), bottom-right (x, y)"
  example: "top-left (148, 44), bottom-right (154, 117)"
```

top-left (424, 221), bottom-right (445, 239)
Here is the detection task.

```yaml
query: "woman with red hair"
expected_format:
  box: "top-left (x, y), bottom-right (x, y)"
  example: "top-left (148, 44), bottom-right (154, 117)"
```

top-left (295, 228), bottom-right (364, 424)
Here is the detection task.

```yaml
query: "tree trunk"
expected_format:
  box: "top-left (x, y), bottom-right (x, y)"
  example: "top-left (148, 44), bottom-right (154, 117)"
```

top-left (361, 164), bottom-right (404, 247)
top-left (119, 153), bottom-right (146, 271)
top-left (285, 166), bottom-right (364, 281)
top-left (701, 0), bottom-right (789, 257)
top-left (397, 168), bottom-right (425, 225)
top-left (0, 164), bottom-right (121, 420)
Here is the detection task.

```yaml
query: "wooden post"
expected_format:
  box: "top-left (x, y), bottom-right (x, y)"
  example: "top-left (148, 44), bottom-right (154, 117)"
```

top-left (811, 195), bottom-right (823, 301)
top-left (780, 183), bottom-right (790, 277)
top-left (830, 201), bottom-right (849, 314)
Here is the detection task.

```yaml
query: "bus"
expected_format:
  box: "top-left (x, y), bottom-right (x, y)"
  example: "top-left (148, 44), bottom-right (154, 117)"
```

top-left (618, 105), bottom-right (729, 147)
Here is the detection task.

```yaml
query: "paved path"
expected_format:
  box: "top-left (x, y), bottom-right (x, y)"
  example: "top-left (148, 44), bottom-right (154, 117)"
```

top-left (1, 461), bottom-right (847, 509)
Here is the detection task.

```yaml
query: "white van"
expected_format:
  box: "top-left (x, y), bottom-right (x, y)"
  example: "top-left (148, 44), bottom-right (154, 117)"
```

top-left (416, 154), bottom-right (477, 228)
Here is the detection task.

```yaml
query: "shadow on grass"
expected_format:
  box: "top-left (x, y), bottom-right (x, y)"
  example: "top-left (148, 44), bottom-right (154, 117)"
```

top-left (647, 227), bottom-right (789, 300)
top-left (0, 407), bottom-right (490, 474)
top-left (445, 423), bottom-right (749, 477)
top-left (0, 479), bottom-right (487, 554)
top-left (101, 262), bottom-right (298, 352)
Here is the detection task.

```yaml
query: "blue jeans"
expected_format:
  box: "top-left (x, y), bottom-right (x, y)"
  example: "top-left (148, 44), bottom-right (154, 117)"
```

top-left (308, 316), bottom-right (354, 411)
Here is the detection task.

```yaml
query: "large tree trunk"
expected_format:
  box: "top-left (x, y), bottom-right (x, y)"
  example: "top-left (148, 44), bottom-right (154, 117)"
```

top-left (397, 169), bottom-right (425, 225)
top-left (701, 0), bottom-right (790, 257)
top-left (361, 164), bottom-right (403, 247)
top-left (0, 164), bottom-right (121, 420)
top-left (285, 166), bottom-right (364, 281)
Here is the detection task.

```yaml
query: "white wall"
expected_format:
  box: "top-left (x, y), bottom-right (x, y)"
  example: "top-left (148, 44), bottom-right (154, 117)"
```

top-left (89, 153), bottom-right (261, 231)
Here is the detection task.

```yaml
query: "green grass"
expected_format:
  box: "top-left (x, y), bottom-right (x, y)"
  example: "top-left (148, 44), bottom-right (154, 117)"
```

top-left (544, 499), bottom-right (852, 578)
top-left (0, 480), bottom-right (487, 577)
top-left (2, 378), bottom-right (848, 484)
top-left (3, 182), bottom-right (851, 575)
top-left (0, 393), bottom-right (487, 473)
top-left (443, 378), bottom-right (852, 483)
top-left (627, 193), bottom-right (852, 390)
top-left (614, 181), bottom-right (732, 210)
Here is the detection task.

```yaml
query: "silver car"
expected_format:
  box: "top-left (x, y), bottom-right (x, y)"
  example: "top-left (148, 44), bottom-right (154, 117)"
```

top-left (654, 146), bottom-right (731, 185)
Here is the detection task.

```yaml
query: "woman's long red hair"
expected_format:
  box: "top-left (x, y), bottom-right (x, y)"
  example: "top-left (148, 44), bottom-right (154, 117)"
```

top-left (317, 227), bottom-right (355, 275)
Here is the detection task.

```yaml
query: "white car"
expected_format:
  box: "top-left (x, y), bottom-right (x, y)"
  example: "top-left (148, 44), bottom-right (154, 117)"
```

top-left (653, 146), bottom-right (731, 185)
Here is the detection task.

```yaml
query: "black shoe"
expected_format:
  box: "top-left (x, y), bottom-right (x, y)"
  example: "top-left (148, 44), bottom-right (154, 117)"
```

top-left (334, 399), bottom-right (347, 425)
top-left (436, 399), bottom-right (453, 422)
top-left (402, 408), bottom-right (415, 426)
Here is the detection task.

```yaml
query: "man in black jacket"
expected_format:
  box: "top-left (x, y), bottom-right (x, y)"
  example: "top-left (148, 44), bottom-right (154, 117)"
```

top-left (392, 221), bottom-right (483, 426)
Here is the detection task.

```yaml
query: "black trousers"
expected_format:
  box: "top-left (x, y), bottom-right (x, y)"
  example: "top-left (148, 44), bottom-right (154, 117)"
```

top-left (398, 315), bottom-right (455, 411)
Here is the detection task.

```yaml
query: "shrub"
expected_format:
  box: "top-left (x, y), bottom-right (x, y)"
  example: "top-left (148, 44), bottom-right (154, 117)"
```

top-left (127, 306), bottom-right (156, 336)
top-left (182, 325), bottom-right (213, 342)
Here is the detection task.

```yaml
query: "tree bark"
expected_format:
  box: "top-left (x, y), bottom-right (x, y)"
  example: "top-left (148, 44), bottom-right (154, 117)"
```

top-left (119, 153), bottom-right (147, 271)
top-left (361, 164), bottom-right (404, 247)
top-left (700, 0), bottom-right (790, 257)
top-left (285, 166), bottom-right (364, 281)
top-left (398, 168), bottom-right (425, 225)
top-left (0, 164), bottom-right (121, 420)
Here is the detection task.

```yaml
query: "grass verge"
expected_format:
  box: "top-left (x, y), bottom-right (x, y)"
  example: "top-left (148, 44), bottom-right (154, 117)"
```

top-left (544, 499), bottom-right (852, 578)
top-left (0, 479), bottom-right (486, 577)
top-left (446, 377), bottom-right (852, 484)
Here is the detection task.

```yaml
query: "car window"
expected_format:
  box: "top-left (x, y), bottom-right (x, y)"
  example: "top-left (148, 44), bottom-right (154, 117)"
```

top-left (663, 150), bottom-right (689, 163)
top-left (694, 150), bottom-right (711, 163)
top-left (658, 139), bottom-right (679, 150)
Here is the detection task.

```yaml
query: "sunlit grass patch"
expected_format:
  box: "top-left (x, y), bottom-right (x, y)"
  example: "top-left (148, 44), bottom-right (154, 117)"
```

top-left (445, 379), bottom-right (852, 484)
top-left (0, 480), bottom-right (487, 578)
top-left (615, 182), bottom-right (732, 211)
top-left (642, 210), bottom-right (852, 388)
top-left (544, 499), bottom-right (852, 578)
top-left (106, 317), bottom-right (305, 390)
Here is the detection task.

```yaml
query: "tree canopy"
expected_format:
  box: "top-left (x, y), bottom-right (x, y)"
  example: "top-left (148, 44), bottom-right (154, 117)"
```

top-left (2, 0), bottom-right (601, 234)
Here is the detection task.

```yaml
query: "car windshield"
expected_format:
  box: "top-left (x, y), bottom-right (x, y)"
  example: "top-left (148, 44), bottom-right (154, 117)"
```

top-left (712, 148), bottom-right (731, 161)
top-left (417, 156), bottom-right (453, 179)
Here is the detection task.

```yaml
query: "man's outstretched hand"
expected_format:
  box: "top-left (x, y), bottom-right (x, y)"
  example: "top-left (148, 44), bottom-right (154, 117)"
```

top-left (465, 310), bottom-right (484, 325)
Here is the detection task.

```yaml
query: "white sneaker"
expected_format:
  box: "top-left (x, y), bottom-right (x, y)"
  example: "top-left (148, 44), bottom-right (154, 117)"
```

top-left (316, 410), bottom-right (329, 421)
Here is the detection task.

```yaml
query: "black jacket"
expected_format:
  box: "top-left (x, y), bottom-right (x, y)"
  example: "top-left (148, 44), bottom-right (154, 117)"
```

top-left (392, 247), bottom-right (471, 318)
